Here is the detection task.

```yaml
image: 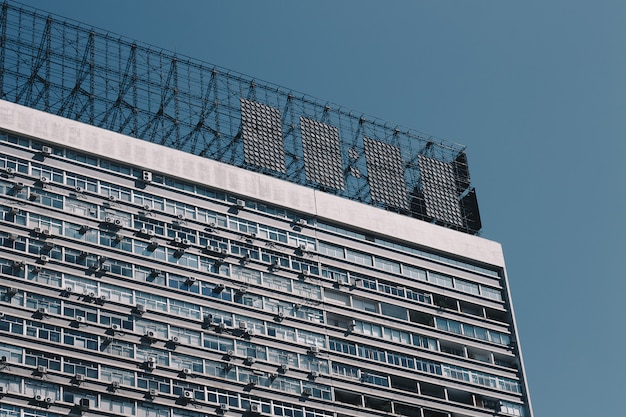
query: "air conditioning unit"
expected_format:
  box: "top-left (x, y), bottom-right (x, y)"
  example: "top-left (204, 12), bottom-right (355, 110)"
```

top-left (302, 388), bottom-right (312, 396)
top-left (114, 219), bottom-right (122, 226)
top-left (104, 335), bottom-right (114, 343)
top-left (8, 287), bottom-right (18, 296)
top-left (237, 286), bottom-right (247, 294)
top-left (75, 373), bottom-right (86, 382)
top-left (146, 360), bottom-right (156, 370)
top-left (135, 304), bottom-right (146, 314)
top-left (33, 227), bottom-right (42, 234)
top-left (302, 269), bottom-right (310, 277)
top-left (218, 322), bottom-right (227, 331)
top-left (173, 237), bottom-right (182, 244)
top-left (207, 222), bottom-right (216, 229)
top-left (7, 233), bottom-right (18, 241)
top-left (219, 248), bottom-right (228, 255)
top-left (277, 311), bottom-right (285, 319)
top-left (239, 321), bottom-right (248, 330)
top-left (308, 346), bottom-right (320, 355)
top-left (213, 283), bottom-right (225, 293)
top-left (12, 260), bottom-right (25, 269)
top-left (147, 230), bottom-right (155, 237)
top-left (182, 367), bottom-right (192, 375)
top-left (100, 295), bottom-right (108, 302)
top-left (74, 186), bottom-right (83, 193)
top-left (142, 171), bottom-right (152, 182)
top-left (142, 204), bottom-right (152, 211)
top-left (226, 349), bottom-right (234, 357)
top-left (111, 381), bottom-right (120, 389)
top-left (279, 364), bottom-right (289, 373)
top-left (39, 176), bottom-right (49, 184)
top-left (75, 316), bottom-right (85, 323)
top-left (144, 330), bottom-right (156, 339)
top-left (108, 195), bottom-right (117, 201)
top-left (185, 276), bottom-right (196, 284)
top-left (176, 213), bottom-right (185, 220)
top-left (169, 336), bottom-right (180, 344)
top-left (39, 255), bottom-right (49, 263)
top-left (310, 370), bottom-right (319, 378)
top-left (110, 324), bottom-right (120, 331)
top-left (246, 356), bottom-right (256, 364)
top-left (219, 403), bottom-right (229, 411)
top-left (37, 307), bottom-right (48, 315)
top-left (235, 199), bottom-right (245, 208)
top-left (41, 145), bottom-right (52, 155)
top-left (41, 229), bottom-right (51, 237)
top-left (183, 390), bottom-right (193, 399)
top-left (296, 219), bottom-right (307, 226)
top-left (35, 394), bottom-right (44, 402)
top-left (246, 329), bottom-right (255, 336)
top-left (299, 244), bottom-right (307, 251)
top-left (9, 206), bottom-right (18, 216)
top-left (37, 365), bottom-right (48, 374)
top-left (78, 398), bottom-right (90, 410)
top-left (148, 388), bottom-right (158, 397)
top-left (250, 404), bottom-right (261, 413)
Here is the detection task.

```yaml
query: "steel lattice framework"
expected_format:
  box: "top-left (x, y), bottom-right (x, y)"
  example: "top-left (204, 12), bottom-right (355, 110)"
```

top-left (0, 1), bottom-right (481, 234)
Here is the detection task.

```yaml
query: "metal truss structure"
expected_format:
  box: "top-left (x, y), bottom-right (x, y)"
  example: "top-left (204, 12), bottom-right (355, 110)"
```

top-left (0, 1), bottom-right (481, 234)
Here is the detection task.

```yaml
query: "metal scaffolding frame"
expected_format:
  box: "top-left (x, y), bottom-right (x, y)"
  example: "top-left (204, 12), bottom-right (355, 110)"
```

top-left (0, 1), bottom-right (481, 234)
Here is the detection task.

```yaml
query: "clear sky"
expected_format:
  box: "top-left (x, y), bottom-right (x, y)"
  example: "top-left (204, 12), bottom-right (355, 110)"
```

top-left (13, 1), bottom-right (626, 416)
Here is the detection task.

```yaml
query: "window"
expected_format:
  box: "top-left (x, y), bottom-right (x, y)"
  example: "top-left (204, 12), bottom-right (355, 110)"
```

top-left (318, 242), bottom-right (344, 258)
top-left (346, 248), bottom-right (372, 266)
top-left (374, 257), bottom-right (400, 274)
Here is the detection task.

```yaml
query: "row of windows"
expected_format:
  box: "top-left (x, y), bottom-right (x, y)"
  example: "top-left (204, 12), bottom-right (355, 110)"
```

top-left (316, 222), bottom-right (500, 278)
top-left (0, 299), bottom-right (519, 395)
top-left (0, 341), bottom-right (332, 400)
top-left (0, 352), bottom-right (523, 417)
top-left (0, 384), bottom-right (334, 417)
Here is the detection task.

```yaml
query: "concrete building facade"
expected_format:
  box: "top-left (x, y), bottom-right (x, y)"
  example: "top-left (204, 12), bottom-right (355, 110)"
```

top-left (0, 100), bottom-right (532, 417)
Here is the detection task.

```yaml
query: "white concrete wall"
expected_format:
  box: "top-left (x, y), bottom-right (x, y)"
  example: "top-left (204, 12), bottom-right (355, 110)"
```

top-left (0, 100), bottom-right (505, 267)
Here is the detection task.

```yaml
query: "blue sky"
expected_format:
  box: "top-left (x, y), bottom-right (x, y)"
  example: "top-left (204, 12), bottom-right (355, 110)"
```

top-left (15, 1), bottom-right (626, 416)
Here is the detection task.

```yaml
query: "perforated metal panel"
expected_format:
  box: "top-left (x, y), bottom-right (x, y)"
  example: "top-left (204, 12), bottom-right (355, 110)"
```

top-left (363, 137), bottom-right (409, 210)
top-left (300, 117), bottom-right (345, 190)
top-left (418, 155), bottom-right (463, 226)
top-left (240, 98), bottom-right (286, 173)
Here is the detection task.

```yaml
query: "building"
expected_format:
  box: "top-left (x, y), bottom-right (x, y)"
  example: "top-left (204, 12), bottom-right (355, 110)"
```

top-left (0, 3), bottom-right (533, 417)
